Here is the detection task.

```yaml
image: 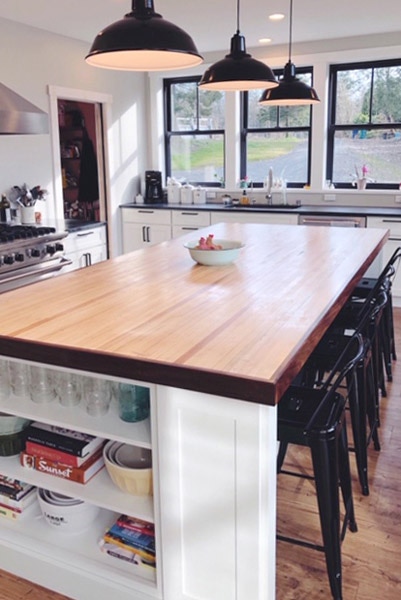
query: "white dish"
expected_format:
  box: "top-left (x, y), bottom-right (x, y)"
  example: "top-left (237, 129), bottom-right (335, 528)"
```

top-left (115, 443), bottom-right (152, 469)
top-left (184, 239), bottom-right (244, 266)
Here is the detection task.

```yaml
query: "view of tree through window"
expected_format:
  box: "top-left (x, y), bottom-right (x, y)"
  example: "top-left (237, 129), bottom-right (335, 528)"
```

top-left (164, 77), bottom-right (225, 185)
top-left (242, 70), bottom-right (313, 186)
top-left (328, 60), bottom-right (401, 188)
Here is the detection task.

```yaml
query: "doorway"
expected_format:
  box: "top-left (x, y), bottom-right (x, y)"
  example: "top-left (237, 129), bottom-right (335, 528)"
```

top-left (48, 86), bottom-right (113, 247)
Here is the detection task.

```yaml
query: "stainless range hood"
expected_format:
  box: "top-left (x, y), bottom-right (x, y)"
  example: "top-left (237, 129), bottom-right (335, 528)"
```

top-left (0, 83), bottom-right (49, 135)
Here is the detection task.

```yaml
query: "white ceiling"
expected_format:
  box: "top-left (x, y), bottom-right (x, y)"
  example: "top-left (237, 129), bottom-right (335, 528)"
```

top-left (0, 0), bottom-right (400, 54)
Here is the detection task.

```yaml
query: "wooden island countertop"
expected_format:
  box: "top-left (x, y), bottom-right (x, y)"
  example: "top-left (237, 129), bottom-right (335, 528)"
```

top-left (0, 222), bottom-right (388, 405)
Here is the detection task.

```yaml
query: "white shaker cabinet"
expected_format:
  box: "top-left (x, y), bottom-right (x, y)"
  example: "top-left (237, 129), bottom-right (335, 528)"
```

top-left (63, 223), bottom-right (108, 271)
top-left (121, 208), bottom-right (171, 253)
top-left (367, 217), bottom-right (401, 303)
top-left (171, 209), bottom-right (211, 238)
top-left (210, 211), bottom-right (298, 225)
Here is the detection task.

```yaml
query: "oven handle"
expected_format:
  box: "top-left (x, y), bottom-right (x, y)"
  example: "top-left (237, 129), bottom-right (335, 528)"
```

top-left (0, 257), bottom-right (73, 286)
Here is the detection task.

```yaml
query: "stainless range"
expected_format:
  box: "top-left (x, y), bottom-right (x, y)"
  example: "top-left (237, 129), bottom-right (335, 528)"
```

top-left (0, 224), bottom-right (71, 292)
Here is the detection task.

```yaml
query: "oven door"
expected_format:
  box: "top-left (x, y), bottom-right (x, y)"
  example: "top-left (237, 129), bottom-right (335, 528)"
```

top-left (0, 256), bottom-right (73, 293)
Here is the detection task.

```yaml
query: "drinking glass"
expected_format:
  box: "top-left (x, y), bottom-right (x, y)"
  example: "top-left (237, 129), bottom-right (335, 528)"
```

top-left (118, 384), bottom-right (150, 422)
top-left (57, 371), bottom-right (81, 407)
top-left (0, 359), bottom-right (10, 401)
top-left (29, 365), bottom-right (56, 403)
top-left (9, 361), bottom-right (29, 397)
top-left (82, 377), bottom-right (112, 416)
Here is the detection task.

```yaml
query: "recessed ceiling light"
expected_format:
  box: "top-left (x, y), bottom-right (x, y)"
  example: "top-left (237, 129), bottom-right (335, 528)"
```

top-left (269, 13), bottom-right (285, 21)
top-left (259, 38), bottom-right (272, 44)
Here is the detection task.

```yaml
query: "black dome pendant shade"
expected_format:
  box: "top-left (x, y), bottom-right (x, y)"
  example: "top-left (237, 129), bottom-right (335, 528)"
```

top-left (85, 0), bottom-right (203, 71)
top-left (199, 0), bottom-right (278, 91)
top-left (259, 0), bottom-right (320, 105)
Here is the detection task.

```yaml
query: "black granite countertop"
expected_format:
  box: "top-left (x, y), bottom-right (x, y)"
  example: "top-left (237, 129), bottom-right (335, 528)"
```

top-left (120, 202), bottom-right (401, 218)
top-left (64, 219), bottom-right (106, 232)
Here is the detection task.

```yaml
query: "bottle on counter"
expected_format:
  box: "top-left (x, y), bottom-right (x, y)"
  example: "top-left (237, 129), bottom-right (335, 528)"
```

top-left (240, 189), bottom-right (250, 205)
top-left (0, 194), bottom-right (11, 222)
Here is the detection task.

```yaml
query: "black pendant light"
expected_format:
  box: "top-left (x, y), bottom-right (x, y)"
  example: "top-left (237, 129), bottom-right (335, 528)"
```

top-left (85, 0), bottom-right (203, 71)
top-left (199, 0), bottom-right (278, 91)
top-left (259, 0), bottom-right (320, 105)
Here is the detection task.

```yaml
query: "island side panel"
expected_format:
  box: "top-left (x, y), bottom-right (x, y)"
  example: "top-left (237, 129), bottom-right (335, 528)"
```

top-left (156, 386), bottom-right (277, 600)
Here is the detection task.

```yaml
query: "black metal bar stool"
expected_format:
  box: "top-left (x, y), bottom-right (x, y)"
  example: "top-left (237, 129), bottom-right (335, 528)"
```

top-left (277, 333), bottom-right (363, 600)
top-left (302, 291), bottom-right (387, 496)
top-left (352, 246), bottom-right (401, 383)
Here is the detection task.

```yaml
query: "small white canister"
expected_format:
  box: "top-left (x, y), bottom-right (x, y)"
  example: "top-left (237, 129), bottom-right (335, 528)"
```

top-left (180, 184), bottom-right (194, 205)
top-left (167, 179), bottom-right (182, 204)
top-left (193, 186), bottom-right (206, 204)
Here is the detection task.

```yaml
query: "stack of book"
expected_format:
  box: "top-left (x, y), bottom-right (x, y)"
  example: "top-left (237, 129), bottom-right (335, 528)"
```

top-left (0, 475), bottom-right (37, 520)
top-left (99, 514), bottom-right (156, 569)
top-left (20, 422), bottom-right (106, 485)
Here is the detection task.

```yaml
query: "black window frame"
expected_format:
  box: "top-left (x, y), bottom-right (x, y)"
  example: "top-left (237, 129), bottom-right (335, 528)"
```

top-left (163, 75), bottom-right (226, 187)
top-left (241, 66), bottom-right (315, 188)
top-left (327, 58), bottom-right (401, 190)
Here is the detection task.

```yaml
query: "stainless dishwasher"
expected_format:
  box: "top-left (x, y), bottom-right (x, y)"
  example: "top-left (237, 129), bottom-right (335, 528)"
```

top-left (298, 215), bottom-right (366, 227)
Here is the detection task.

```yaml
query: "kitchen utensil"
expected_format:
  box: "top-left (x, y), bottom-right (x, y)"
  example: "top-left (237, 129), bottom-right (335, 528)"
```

top-left (184, 239), bottom-right (244, 266)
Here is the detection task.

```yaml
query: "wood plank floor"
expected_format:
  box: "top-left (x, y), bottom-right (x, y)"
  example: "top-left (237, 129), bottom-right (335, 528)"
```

top-left (1, 310), bottom-right (401, 599)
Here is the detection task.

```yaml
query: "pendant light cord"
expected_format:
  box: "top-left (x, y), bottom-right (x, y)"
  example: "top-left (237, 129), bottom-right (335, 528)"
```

top-left (288, 0), bottom-right (293, 63)
top-left (236, 0), bottom-right (240, 33)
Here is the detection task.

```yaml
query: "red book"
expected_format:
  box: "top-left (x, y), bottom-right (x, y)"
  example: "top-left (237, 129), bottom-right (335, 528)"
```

top-left (25, 441), bottom-right (95, 467)
top-left (20, 448), bottom-right (105, 484)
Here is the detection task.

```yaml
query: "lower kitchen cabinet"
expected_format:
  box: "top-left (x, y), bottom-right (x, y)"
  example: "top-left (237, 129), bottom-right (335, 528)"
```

top-left (64, 223), bottom-right (108, 271)
top-left (121, 207), bottom-right (171, 252)
top-left (171, 209), bottom-right (211, 238)
top-left (210, 211), bottom-right (298, 225)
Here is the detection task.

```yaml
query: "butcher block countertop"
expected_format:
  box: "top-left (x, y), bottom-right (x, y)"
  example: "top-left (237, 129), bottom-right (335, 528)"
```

top-left (0, 223), bottom-right (388, 406)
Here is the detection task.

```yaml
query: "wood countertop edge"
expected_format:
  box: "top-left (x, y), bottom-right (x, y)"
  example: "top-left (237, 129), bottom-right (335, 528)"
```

top-left (0, 337), bottom-right (276, 407)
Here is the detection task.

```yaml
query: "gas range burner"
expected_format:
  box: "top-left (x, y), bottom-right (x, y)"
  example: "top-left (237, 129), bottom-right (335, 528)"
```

top-left (0, 224), bottom-right (56, 243)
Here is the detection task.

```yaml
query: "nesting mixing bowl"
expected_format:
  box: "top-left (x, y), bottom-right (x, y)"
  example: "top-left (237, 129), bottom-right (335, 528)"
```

top-left (103, 440), bottom-right (153, 496)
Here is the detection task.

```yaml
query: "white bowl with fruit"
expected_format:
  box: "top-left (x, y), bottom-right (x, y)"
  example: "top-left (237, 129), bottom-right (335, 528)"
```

top-left (184, 234), bottom-right (244, 266)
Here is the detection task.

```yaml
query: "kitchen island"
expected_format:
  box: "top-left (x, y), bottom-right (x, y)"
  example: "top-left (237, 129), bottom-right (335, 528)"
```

top-left (0, 222), bottom-right (388, 600)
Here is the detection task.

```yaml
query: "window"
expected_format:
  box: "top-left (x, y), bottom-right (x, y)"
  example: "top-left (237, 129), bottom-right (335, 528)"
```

top-left (164, 76), bottom-right (225, 186)
top-left (241, 68), bottom-right (314, 187)
top-left (327, 59), bottom-right (401, 189)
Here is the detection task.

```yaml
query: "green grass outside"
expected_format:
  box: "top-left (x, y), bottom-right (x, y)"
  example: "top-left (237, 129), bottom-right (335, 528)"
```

top-left (172, 136), bottom-right (302, 169)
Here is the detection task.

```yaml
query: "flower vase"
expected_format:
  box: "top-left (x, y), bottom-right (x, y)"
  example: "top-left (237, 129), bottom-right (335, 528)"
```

top-left (357, 178), bottom-right (367, 190)
top-left (20, 205), bottom-right (36, 224)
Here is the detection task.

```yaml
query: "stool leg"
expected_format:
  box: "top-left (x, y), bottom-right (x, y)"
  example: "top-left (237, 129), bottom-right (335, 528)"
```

top-left (348, 369), bottom-right (369, 495)
top-left (277, 441), bottom-right (288, 473)
top-left (338, 417), bottom-right (358, 534)
top-left (309, 435), bottom-right (343, 600)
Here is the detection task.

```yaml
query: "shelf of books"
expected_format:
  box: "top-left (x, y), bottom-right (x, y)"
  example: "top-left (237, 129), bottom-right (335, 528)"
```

top-left (0, 357), bottom-right (161, 600)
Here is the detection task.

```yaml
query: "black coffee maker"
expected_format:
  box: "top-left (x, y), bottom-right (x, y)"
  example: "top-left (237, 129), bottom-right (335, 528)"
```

top-left (145, 170), bottom-right (164, 203)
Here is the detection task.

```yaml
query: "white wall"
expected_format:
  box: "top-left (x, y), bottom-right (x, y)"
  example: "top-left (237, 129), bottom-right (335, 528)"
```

top-left (0, 17), bottom-right (149, 256)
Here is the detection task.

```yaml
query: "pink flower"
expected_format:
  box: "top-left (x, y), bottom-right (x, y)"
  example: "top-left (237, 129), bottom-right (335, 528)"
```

top-left (362, 164), bottom-right (369, 177)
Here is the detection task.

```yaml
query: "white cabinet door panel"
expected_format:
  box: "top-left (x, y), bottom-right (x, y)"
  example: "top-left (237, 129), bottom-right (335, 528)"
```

top-left (157, 386), bottom-right (277, 600)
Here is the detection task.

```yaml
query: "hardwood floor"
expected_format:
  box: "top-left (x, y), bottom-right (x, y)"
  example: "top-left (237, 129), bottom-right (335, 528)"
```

top-left (1, 310), bottom-right (401, 599)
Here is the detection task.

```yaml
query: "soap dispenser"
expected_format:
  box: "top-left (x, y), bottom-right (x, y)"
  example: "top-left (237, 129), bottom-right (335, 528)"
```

top-left (240, 189), bottom-right (250, 205)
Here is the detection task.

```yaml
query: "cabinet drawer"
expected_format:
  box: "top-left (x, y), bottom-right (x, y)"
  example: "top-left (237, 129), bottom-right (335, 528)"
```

top-left (172, 210), bottom-right (210, 227)
top-left (64, 225), bottom-right (107, 253)
top-left (121, 207), bottom-right (171, 225)
top-left (367, 217), bottom-right (401, 238)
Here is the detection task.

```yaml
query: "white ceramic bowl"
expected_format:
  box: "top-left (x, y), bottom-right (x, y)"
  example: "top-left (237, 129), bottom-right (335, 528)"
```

top-left (103, 440), bottom-right (153, 496)
top-left (0, 414), bottom-right (31, 435)
top-left (184, 239), bottom-right (244, 266)
top-left (37, 488), bottom-right (100, 533)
